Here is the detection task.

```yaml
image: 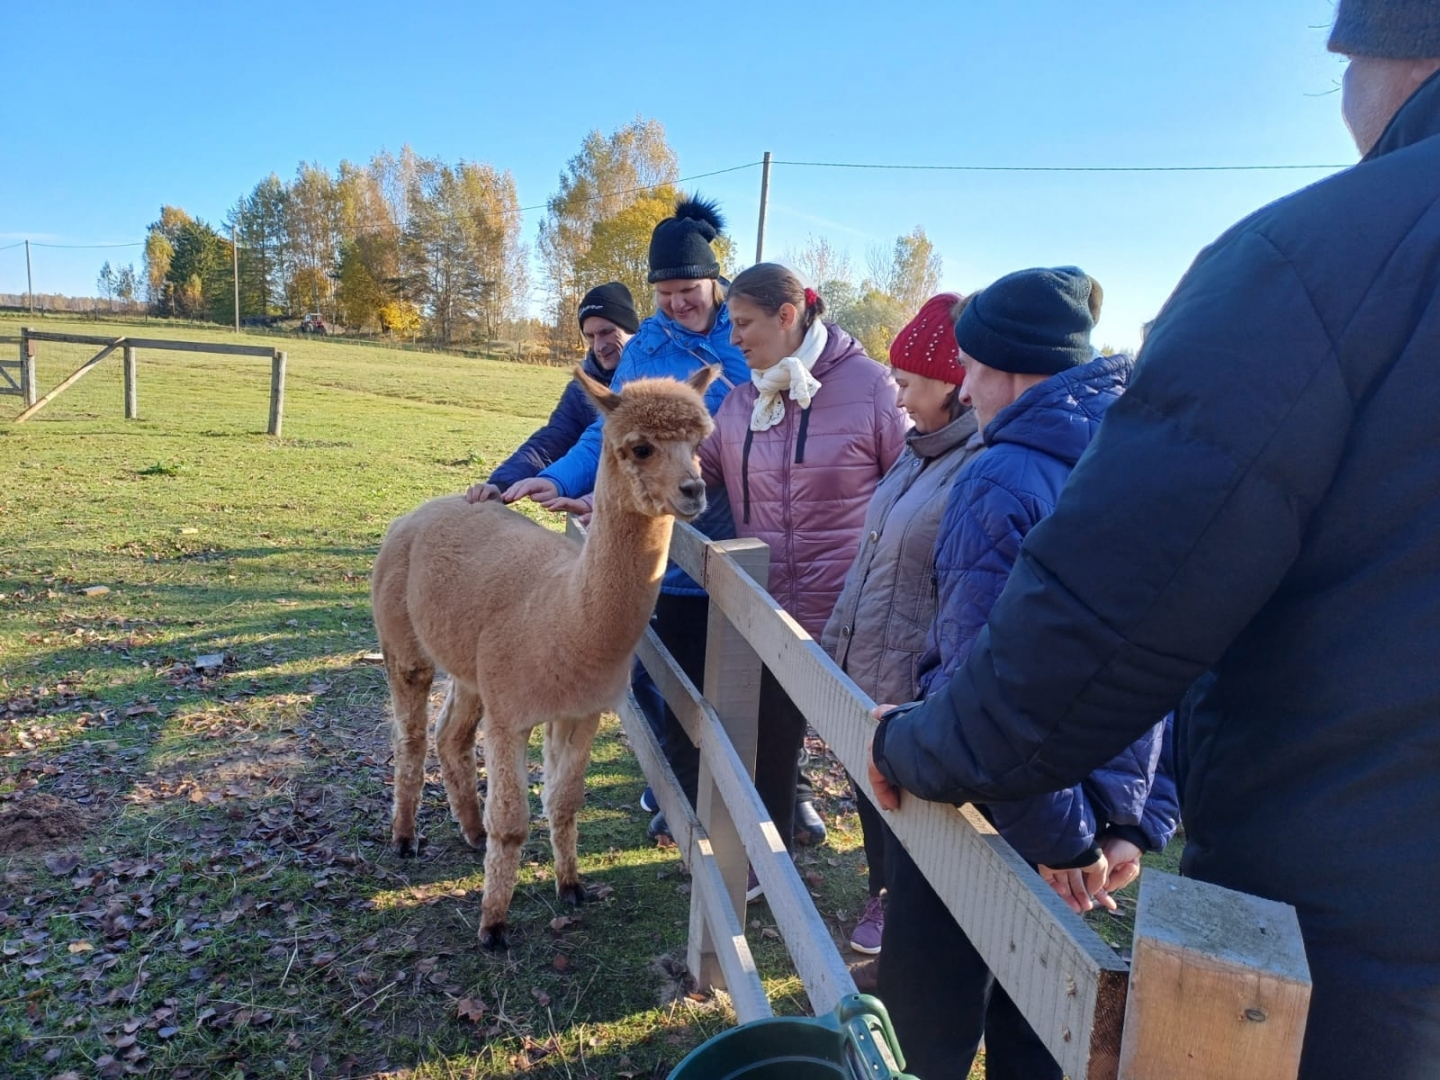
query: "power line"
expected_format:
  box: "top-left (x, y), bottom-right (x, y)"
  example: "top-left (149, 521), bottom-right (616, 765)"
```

top-left (509, 160), bottom-right (763, 216)
top-left (0, 241), bottom-right (26, 251)
top-left (772, 158), bottom-right (1349, 173)
top-left (30, 240), bottom-right (145, 249)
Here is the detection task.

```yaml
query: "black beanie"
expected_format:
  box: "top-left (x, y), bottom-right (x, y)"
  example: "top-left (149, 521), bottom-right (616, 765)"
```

top-left (647, 195), bottom-right (724, 283)
top-left (1329, 0), bottom-right (1440, 58)
top-left (954, 267), bottom-right (1101, 376)
top-left (577, 281), bottom-right (639, 334)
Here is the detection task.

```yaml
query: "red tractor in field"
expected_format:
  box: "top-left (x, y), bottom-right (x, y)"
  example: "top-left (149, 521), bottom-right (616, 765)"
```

top-left (299, 312), bottom-right (329, 335)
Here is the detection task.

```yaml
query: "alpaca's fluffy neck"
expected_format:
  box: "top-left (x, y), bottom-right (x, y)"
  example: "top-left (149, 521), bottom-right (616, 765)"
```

top-left (567, 455), bottom-right (673, 664)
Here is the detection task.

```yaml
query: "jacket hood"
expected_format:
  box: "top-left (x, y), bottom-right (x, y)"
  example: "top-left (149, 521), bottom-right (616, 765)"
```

top-left (581, 348), bottom-right (617, 387)
top-left (810, 321), bottom-right (870, 379)
top-left (1365, 66), bottom-right (1440, 163)
top-left (985, 352), bottom-right (1132, 465)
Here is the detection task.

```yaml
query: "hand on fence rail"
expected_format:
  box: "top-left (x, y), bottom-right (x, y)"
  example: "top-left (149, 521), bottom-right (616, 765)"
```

top-left (1099, 836), bottom-right (1143, 894)
top-left (868, 702), bottom-right (907, 811)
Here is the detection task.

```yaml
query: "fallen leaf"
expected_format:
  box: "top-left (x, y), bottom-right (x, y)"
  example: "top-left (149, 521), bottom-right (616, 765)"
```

top-left (456, 997), bottom-right (488, 1022)
top-left (549, 915), bottom-right (577, 933)
top-left (67, 941), bottom-right (94, 954)
top-left (531, 987), bottom-right (551, 1008)
top-left (552, 953), bottom-right (569, 972)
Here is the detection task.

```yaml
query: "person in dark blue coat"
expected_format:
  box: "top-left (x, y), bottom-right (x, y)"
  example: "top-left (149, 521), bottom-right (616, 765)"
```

top-left (870, 6), bottom-right (1440, 1077)
top-left (872, 268), bottom-right (1174, 1080)
top-left (466, 282), bottom-right (639, 502)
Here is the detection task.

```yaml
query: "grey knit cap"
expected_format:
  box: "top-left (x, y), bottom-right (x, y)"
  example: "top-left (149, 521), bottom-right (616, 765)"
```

top-left (1329, 0), bottom-right (1440, 58)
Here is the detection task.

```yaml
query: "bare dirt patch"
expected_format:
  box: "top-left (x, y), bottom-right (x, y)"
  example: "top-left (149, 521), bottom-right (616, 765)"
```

top-left (0, 791), bottom-right (93, 853)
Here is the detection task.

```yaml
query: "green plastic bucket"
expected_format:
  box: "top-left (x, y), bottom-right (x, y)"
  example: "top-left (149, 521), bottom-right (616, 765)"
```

top-left (667, 994), bottom-right (916, 1080)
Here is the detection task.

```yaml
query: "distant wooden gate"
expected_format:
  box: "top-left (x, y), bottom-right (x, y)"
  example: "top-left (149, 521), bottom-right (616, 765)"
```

top-left (9, 327), bottom-right (289, 435)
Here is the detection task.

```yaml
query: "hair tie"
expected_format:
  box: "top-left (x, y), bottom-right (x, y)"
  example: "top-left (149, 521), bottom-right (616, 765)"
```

top-left (803, 287), bottom-right (819, 308)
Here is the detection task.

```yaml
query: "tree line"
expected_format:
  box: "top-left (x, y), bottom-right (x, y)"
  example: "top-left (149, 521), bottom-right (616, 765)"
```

top-left (123, 117), bottom-right (942, 358)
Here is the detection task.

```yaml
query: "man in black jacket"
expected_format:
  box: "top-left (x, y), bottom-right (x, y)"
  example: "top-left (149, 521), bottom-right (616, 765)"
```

top-left (870, 4), bottom-right (1440, 1076)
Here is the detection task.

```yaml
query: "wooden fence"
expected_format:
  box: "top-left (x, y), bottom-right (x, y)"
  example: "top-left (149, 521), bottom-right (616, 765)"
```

top-left (6, 328), bottom-right (289, 435)
top-left (583, 518), bottom-right (1313, 1080)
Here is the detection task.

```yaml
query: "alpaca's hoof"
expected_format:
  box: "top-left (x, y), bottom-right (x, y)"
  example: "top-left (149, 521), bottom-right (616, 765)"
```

top-left (480, 923), bottom-right (509, 951)
top-left (558, 880), bottom-right (587, 908)
top-left (462, 830), bottom-right (487, 853)
top-left (393, 835), bottom-right (423, 858)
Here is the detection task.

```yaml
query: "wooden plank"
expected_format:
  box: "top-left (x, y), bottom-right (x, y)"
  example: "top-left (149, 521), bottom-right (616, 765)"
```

top-left (669, 520), bottom-right (710, 583)
top-left (690, 540), bottom-right (767, 991)
top-left (123, 346), bottom-right (137, 419)
top-left (1119, 872), bottom-right (1309, 1080)
top-left (23, 331), bottom-right (277, 357)
top-left (20, 333), bottom-right (37, 407)
top-left (0, 361), bottom-right (20, 394)
top-left (615, 689), bottom-right (770, 1022)
top-left (268, 351), bottom-right (287, 436)
top-left (701, 550), bottom-right (1129, 1080)
top-left (14, 339), bottom-right (124, 423)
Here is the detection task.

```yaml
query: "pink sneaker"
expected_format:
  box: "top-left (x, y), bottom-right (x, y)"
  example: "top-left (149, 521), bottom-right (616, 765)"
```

top-left (849, 895), bottom-right (884, 955)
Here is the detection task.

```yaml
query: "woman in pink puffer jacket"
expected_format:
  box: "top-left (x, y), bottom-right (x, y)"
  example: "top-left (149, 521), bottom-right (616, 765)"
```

top-left (699, 263), bottom-right (907, 865)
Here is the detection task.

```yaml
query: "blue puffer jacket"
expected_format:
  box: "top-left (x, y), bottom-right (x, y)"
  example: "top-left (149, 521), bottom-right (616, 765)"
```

top-left (488, 350), bottom-right (615, 490)
top-left (890, 353), bottom-right (1166, 866)
top-left (538, 304), bottom-right (751, 596)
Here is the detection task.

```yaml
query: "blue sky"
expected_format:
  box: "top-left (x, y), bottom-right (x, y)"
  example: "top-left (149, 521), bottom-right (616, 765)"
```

top-left (2, 1), bottom-right (1355, 349)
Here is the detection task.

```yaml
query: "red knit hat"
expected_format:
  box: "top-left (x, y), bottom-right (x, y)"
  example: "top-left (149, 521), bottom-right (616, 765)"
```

top-left (889, 293), bottom-right (966, 385)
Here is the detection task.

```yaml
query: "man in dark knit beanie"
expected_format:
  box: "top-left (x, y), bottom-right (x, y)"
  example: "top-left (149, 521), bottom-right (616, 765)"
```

top-left (576, 281), bottom-right (639, 336)
top-left (951, 265), bottom-right (1105, 434)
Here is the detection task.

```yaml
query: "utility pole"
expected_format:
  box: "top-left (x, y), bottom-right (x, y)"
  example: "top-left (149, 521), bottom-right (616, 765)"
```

top-left (25, 240), bottom-right (34, 315)
top-left (755, 151), bottom-right (772, 264)
top-left (232, 224), bottom-right (240, 333)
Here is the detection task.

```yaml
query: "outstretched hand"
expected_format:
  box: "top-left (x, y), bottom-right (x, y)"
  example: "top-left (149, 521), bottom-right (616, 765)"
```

top-left (1037, 854), bottom-right (1116, 915)
top-left (545, 496), bottom-right (594, 526)
top-left (1099, 837), bottom-right (1144, 895)
top-left (465, 482), bottom-right (503, 503)
top-left (502, 478), bottom-right (560, 505)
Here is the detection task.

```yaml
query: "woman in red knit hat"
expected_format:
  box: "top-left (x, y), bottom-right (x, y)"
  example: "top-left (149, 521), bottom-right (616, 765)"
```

top-left (820, 293), bottom-right (985, 984)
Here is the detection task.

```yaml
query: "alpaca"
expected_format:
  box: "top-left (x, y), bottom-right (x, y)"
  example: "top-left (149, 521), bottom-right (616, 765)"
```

top-left (371, 364), bottom-right (718, 949)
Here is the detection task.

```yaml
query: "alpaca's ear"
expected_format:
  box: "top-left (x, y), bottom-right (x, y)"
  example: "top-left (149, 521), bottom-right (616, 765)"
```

top-left (686, 364), bottom-right (721, 397)
top-left (576, 365), bottom-right (620, 415)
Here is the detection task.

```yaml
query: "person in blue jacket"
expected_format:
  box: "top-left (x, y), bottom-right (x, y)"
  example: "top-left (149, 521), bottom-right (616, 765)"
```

top-left (869, 9), bottom-right (1440, 1074)
top-left (466, 282), bottom-right (639, 502)
top-left (504, 195), bottom-right (752, 838)
top-left (870, 268), bottom-right (1175, 1080)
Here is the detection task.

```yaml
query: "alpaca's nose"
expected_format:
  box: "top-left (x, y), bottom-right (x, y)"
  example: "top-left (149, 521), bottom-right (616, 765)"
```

top-left (678, 477), bottom-right (705, 502)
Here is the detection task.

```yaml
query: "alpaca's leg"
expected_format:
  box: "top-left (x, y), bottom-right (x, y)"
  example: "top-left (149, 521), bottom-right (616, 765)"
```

top-left (543, 713), bottom-right (601, 907)
top-left (478, 722), bottom-right (531, 950)
top-left (385, 652), bottom-right (435, 857)
top-left (434, 681), bottom-right (485, 849)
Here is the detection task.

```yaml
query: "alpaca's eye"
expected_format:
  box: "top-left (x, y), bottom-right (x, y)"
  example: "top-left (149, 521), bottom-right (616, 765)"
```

top-left (631, 443), bottom-right (653, 460)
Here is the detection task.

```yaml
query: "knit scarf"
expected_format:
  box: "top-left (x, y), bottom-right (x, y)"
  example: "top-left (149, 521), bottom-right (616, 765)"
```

top-left (749, 320), bottom-right (827, 432)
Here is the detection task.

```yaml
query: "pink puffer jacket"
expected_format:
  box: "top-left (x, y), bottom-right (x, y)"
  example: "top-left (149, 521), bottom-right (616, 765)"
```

top-left (699, 323), bottom-right (908, 638)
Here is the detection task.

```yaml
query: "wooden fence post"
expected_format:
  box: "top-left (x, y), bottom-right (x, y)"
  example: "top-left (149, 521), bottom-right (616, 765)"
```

top-left (123, 347), bottom-right (137, 419)
top-left (21, 329), bottom-right (37, 408)
top-left (688, 538), bottom-right (770, 991)
top-left (268, 350), bottom-right (286, 436)
top-left (1118, 871), bottom-right (1310, 1079)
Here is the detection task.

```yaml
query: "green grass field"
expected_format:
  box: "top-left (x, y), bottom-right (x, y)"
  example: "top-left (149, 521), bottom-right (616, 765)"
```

top-left (0, 314), bottom-right (1166, 1079)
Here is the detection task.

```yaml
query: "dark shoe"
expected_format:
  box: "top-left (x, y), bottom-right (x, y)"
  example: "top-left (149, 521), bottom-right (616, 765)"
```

top-left (648, 811), bottom-right (674, 846)
top-left (794, 800), bottom-right (827, 847)
top-left (849, 956), bottom-right (880, 994)
top-left (639, 786), bottom-right (658, 813)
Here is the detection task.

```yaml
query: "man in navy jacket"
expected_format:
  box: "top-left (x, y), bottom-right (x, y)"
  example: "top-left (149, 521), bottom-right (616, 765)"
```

top-left (871, 5), bottom-right (1440, 1076)
top-left (466, 282), bottom-right (638, 502)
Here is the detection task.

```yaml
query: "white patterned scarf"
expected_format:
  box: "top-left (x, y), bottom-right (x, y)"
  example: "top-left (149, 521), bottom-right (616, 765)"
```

top-left (749, 320), bottom-right (828, 432)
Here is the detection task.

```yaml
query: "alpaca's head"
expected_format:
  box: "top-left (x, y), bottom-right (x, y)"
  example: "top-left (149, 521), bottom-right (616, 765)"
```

top-left (579, 365), bottom-right (718, 521)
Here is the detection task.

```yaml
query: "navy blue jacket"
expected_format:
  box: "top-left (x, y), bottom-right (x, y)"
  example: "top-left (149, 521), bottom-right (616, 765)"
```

top-left (870, 73), bottom-right (1440, 1076)
top-left (488, 350), bottom-right (615, 490)
top-left (884, 354), bottom-right (1166, 866)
